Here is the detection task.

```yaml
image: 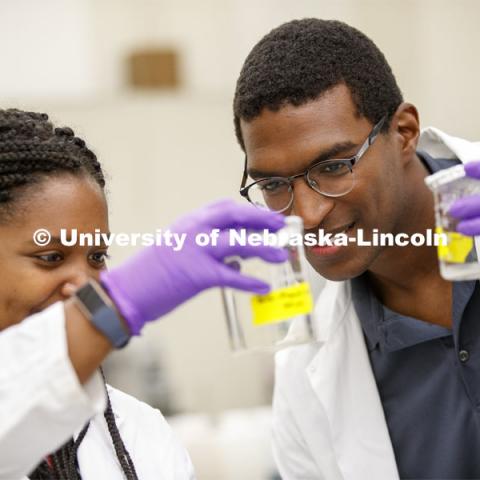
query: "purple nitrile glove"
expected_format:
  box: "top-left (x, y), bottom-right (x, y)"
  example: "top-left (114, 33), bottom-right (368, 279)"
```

top-left (449, 161), bottom-right (480, 235)
top-left (100, 199), bottom-right (288, 335)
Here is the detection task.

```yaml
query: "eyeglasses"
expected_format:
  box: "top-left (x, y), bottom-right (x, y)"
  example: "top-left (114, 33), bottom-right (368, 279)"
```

top-left (239, 115), bottom-right (386, 213)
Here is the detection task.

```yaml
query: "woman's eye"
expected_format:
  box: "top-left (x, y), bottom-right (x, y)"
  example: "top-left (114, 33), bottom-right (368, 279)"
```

top-left (36, 252), bottom-right (63, 263)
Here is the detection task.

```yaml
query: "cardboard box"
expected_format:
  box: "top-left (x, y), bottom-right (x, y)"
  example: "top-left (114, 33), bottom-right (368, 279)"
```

top-left (128, 48), bottom-right (179, 89)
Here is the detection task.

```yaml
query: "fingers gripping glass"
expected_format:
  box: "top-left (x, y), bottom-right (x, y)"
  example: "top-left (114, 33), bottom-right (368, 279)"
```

top-left (239, 116), bottom-right (386, 213)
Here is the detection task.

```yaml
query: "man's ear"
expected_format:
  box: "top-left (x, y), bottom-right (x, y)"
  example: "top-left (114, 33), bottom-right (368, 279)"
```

top-left (390, 103), bottom-right (420, 165)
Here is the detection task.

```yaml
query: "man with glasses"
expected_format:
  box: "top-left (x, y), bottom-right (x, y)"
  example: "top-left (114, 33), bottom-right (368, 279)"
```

top-left (233, 19), bottom-right (480, 480)
top-left (240, 116), bottom-right (385, 213)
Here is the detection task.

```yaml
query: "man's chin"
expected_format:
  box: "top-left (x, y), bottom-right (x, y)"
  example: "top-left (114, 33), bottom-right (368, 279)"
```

top-left (306, 253), bottom-right (369, 282)
top-left (312, 269), bottom-right (363, 282)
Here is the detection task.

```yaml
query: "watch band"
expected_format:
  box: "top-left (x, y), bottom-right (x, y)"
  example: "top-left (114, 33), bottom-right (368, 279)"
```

top-left (74, 279), bottom-right (131, 348)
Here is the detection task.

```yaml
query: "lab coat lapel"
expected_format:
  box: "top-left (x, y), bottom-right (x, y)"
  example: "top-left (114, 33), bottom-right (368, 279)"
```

top-left (306, 281), bottom-right (399, 480)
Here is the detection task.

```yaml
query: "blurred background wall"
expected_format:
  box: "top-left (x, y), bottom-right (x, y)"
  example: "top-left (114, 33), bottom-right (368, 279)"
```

top-left (1, 1), bottom-right (478, 478)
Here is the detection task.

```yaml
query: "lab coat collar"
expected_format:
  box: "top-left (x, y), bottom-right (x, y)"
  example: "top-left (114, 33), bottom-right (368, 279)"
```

top-left (351, 274), bottom-right (453, 353)
top-left (74, 383), bottom-right (124, 440)
top-left (106, 384), bottom-right (124, 425)
top-left (307, 281), bottom-right (400, 480)
top-left (418, 126), bottom-right (480, 162)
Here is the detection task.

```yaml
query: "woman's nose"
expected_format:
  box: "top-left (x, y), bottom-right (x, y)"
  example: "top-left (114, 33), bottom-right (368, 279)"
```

top-left (60, 270), bottom-right (90, 298)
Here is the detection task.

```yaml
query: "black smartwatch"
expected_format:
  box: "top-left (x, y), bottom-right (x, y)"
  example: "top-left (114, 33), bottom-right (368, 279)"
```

top-left (74, 280), bottom-right (131, 348)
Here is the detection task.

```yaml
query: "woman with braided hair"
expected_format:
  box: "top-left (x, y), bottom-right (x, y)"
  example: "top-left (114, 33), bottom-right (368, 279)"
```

top-left (0, 109), bottom-right (288, 479)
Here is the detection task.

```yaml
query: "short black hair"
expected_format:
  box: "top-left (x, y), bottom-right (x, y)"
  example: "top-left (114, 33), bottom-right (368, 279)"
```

top-left (233, 18), bottom-right (403, 149)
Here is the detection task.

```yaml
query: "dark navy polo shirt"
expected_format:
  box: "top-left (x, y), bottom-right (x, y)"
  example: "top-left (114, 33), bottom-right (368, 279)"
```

top-left (352, 152), bottom-right (480, 479)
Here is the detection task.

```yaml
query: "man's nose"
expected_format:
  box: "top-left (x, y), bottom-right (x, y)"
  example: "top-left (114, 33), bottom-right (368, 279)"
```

top-left (290, 179), bottom-right (334, 230)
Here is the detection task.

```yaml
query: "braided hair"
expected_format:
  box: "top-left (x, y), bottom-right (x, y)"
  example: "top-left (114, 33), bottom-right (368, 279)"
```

top-left (0, 109), bottom-right (137, 479)
top-left (0, 108), bottom-right (105, 215)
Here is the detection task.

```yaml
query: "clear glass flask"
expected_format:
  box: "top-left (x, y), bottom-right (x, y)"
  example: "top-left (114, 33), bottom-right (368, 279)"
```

top-left (221, 216), bottom-right (315, 353)
top-left (425, 164), bottom-right (480, 280)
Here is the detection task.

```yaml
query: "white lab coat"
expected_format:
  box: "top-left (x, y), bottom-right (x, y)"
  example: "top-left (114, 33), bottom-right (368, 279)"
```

top-left (0, 302), bottom-right (195, 480)
top-left (75, 385), bottom-right (195, 480)
top-left (272, 128), bottom-right (480, 480)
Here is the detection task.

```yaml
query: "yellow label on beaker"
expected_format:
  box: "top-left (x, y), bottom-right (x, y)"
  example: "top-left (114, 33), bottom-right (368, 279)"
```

top-left (251, 282), bottom-right (313, 326)
top-left (436, 226), bottom-right (473, 263)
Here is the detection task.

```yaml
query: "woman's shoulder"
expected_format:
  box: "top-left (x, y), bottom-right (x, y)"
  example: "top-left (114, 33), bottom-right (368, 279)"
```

top-left (105, 383), bottom-right (164, 423)
top-left (84, 384), bottom-right (196, 479)
top-left (104, 384), bottom-right (182, 446)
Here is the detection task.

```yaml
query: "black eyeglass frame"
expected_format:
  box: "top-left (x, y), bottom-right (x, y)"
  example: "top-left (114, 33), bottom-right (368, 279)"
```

top-left (239, 115), bottom-right (387, 211)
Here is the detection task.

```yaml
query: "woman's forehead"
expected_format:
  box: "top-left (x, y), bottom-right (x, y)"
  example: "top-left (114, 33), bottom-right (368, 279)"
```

top-left (2, 174), bottom-right (108, 231)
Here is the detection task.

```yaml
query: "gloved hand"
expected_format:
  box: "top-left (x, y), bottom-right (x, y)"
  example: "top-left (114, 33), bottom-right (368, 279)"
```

top-left (449, 161), bottom-right (480, 235)
top-left (100, 199), bottom-right (288, 335)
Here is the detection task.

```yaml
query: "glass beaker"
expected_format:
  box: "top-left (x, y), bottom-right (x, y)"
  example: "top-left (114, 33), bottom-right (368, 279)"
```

top-left (221, 216), bottom-right (315, 353)
top-left (425, 164), bottom-right (480, 280)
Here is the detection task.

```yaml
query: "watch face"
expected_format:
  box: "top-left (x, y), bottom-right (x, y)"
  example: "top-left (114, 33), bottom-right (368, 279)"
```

top-left (76, 281), bottom-right (131, 348)
top-left (76, 284), bottom-right (105, 314)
